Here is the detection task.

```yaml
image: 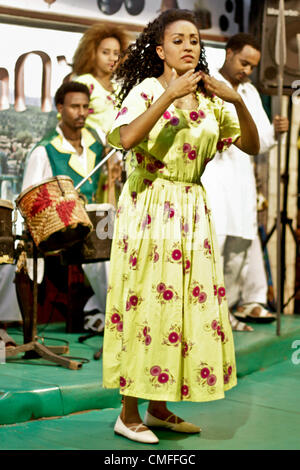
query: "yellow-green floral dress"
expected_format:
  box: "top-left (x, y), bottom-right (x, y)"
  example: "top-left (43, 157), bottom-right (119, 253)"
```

top-left (103, 77), bottom-right (240, 402)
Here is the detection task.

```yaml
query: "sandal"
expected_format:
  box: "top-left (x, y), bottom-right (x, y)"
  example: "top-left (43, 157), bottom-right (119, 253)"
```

top-left (235, 303), bottom-right (276, 324)
top-left (83, 311), bottom-right (105, 333)
top-left (0, 329), bottom-right (17, 350)
top-left (229, 313), bottom-right (254, 332)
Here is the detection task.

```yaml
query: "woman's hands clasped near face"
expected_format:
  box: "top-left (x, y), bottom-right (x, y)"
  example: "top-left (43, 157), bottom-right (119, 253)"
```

top-left (165, 68), bottom-right (202, 100)
top-left (199, 72), bottom-right (242, 104)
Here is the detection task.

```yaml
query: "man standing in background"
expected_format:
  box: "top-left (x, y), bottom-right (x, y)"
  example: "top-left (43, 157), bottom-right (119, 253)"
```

top-left (201, 33), bottom-right (289, 331)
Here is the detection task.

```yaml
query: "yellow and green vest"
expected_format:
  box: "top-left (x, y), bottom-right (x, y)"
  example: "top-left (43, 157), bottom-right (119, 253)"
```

top-left (38, 127), bottom-right (103, 203)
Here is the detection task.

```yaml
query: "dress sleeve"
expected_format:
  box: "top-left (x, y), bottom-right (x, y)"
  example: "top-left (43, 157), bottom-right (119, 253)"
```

top-left (108, 79), bottom-right (154, 149)
top-left (74, 74), bottom-right (94, 95)
top-left (215, 99), bottom-right (241, 153)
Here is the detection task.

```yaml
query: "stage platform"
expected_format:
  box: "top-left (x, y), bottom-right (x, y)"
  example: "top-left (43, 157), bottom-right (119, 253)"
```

top-left (0, 315), bottom-right (300, 450)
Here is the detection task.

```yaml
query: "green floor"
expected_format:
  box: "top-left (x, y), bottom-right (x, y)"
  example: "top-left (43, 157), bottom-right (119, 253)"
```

top-left (1, 316), bottom-right (300, 450)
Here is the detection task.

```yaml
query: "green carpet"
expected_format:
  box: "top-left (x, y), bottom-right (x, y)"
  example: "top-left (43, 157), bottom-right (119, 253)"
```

top-left (0, 315), bottom-right (300, 450)
top-left (0, 360), bottom-right (299, 450)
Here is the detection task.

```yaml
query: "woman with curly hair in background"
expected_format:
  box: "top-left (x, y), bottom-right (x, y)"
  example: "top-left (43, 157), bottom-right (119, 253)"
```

top-left (102, 9), bottom-right (259, 444)
top-left (72, 23), bottom-right (129, 143)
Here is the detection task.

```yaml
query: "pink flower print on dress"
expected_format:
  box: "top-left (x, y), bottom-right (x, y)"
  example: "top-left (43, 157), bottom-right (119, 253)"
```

top-left (136, 153), bottom-right (144, 164)
top-left (147, 365), bottom-right (175, 389)
top-left (223, 363), bottom-right (234, 385)
top-left (164, 201), bottom-right (175, 221)
top-left (167, 243), bottom-right (183, 264)
top-left (111, 313), bottom-right (121, 324)
top-left (120, 107), bottom-right (128, 115)
top-left (157, 282), bottom-right (166, 293)
top-left (120, 376), bottom-right (126, 387)
top-left (141, 92), bottom-right (149, 100)
top-left (198, 292), bottom-right (207, 303)
top-left (146, 163), bottom-right (156, 173)
top-left (150, 366), bottom-right (161, 376)
top-left (190, 282), bottom-right (207, 309)
top-left (153, 283), bottom-right (179, 305)
top-left (224, 374), bottom-right (230, 384)
top-left (172, 249), bottom-right (182, 261)
top-left (181, 219), bottom-right (189, 236)
top-left (203, 238), bottom-right (212, 256)
top-left (184, 259), bottom-right (191, 274)
top-left (170, 116), bottom-right (179, 126)
top-left (89, 83), bottom-right (94, 94)
top-left (196, 362), bottom-right (217, 392)
top-left (158, 372), bottom-right (169, 383)
top-left (106, 307), bottom-right (123, 338)
top-left (148, 244), bottom-right (159, 264)
top-left (169, 332), bottom-right (179, 343)
top-left (163, 111), bottom-right (171, 120)
top-left (200, 367), bottom-right (210, 379)
top-left (188, 150), bottom-right (197, 160)
top-left (181, 384), bottom-right (189, 397)
top-left (154, 159), bottom-right (165, 170)
top-left (126, 290), bottom-right (143, 311)
top-left (162, 324), bottom-right (182, 348)
top-left (163, 289), bottom-right (173, 301)
top-left (143, 326), bottom-right (150, 337)
top-left (190, 111), bottom-right (199, 121)
top-left (143, 178), bottom-right (153, 187)
top-left (88, 108), bottom-right (94, 114)
top-left (217, 286), bottom-right (226, 305)
top-left (181, 339), bottom-right (194, 358)
top-left (207, 374), bottom-right (217, 386)
top-left (131, 191), bottom-right (137, 207)
top-left (183, 143), bottom-right (192, 153)
top-left (182, 342), bottom-right (189, 357)
top-left (193, 286), bottom-right (200, 297)
top-left (217, 137), bottom-right (233, 152)
top-left (216, 140), bottom-right (224, 151)
top-left (190, 110), bottom-right (206, 123)
top-left (206, 319), bottom-right (227, 343)
top-left (129, 250), bottom-right (138, 269)
top-left (141, 214), bottom-right (151, 230)
top-left (120, 376), bottom-right (134, 392)
top-left (145, 335), bottom-right (152, 346)
top-left (137, 322), bottom-right (152, 347)
top-left (129, 295), bottom-right (138, 307)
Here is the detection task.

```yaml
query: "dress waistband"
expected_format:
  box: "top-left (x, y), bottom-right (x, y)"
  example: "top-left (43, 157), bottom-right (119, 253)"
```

top-left (129, 168), bottom-right (203, 189)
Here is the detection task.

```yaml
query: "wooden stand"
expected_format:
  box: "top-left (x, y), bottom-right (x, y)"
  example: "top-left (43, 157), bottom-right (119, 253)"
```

top-left (12, 234), bottom-right (83, 370)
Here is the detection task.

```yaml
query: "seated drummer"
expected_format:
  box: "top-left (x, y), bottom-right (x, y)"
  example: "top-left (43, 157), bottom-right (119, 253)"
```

top-left (22, 81), bottom-right (106, 333)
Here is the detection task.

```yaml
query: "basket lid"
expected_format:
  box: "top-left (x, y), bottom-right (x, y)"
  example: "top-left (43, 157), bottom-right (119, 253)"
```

top-left (15, 175), bottom-right (74, 205)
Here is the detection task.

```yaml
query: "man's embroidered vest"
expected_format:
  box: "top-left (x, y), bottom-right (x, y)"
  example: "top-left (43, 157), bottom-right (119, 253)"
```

top-left (38, 127), bottom-right (103, 203)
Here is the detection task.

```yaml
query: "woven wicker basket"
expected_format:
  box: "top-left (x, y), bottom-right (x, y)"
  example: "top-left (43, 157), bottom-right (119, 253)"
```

top-left (16, 176), bottom-right (93, 254)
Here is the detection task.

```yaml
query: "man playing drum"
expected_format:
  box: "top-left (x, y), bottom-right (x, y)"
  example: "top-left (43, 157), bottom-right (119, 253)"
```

top-left (22, 81), bottom-right (108, 332)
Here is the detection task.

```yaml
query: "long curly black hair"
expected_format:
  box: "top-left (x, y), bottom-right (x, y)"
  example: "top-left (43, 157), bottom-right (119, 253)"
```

top-left (115, 9), bottom-right (210, 106)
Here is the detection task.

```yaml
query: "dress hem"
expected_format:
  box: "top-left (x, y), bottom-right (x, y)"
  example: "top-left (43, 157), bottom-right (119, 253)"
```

top-left (102, 379), bottom-right (237, 403)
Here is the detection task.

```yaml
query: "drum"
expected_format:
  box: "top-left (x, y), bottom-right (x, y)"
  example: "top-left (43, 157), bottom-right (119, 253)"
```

top-left (61, 203), bottom-right (115, 264)
top-left (16, 176), bottom-right (93, 254)
top-left (0, 199), bottom-right (14, 264)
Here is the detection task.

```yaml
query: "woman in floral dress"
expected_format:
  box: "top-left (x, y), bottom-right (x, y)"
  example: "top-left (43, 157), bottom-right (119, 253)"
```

top-left (72, 23), bottom-right (129, 204)
top-left (103, 9), bottom-right (259, 444)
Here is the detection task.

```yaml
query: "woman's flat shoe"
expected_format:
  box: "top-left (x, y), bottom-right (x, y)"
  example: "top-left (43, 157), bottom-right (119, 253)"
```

top-left (144, 411), bottom-right (201, 434)
top-left (114, 415), bottom-right (159, 444)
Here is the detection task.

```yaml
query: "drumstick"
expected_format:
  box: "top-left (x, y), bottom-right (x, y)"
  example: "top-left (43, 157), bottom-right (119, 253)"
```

top-left (75, 148), bottom-right (116, 191)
